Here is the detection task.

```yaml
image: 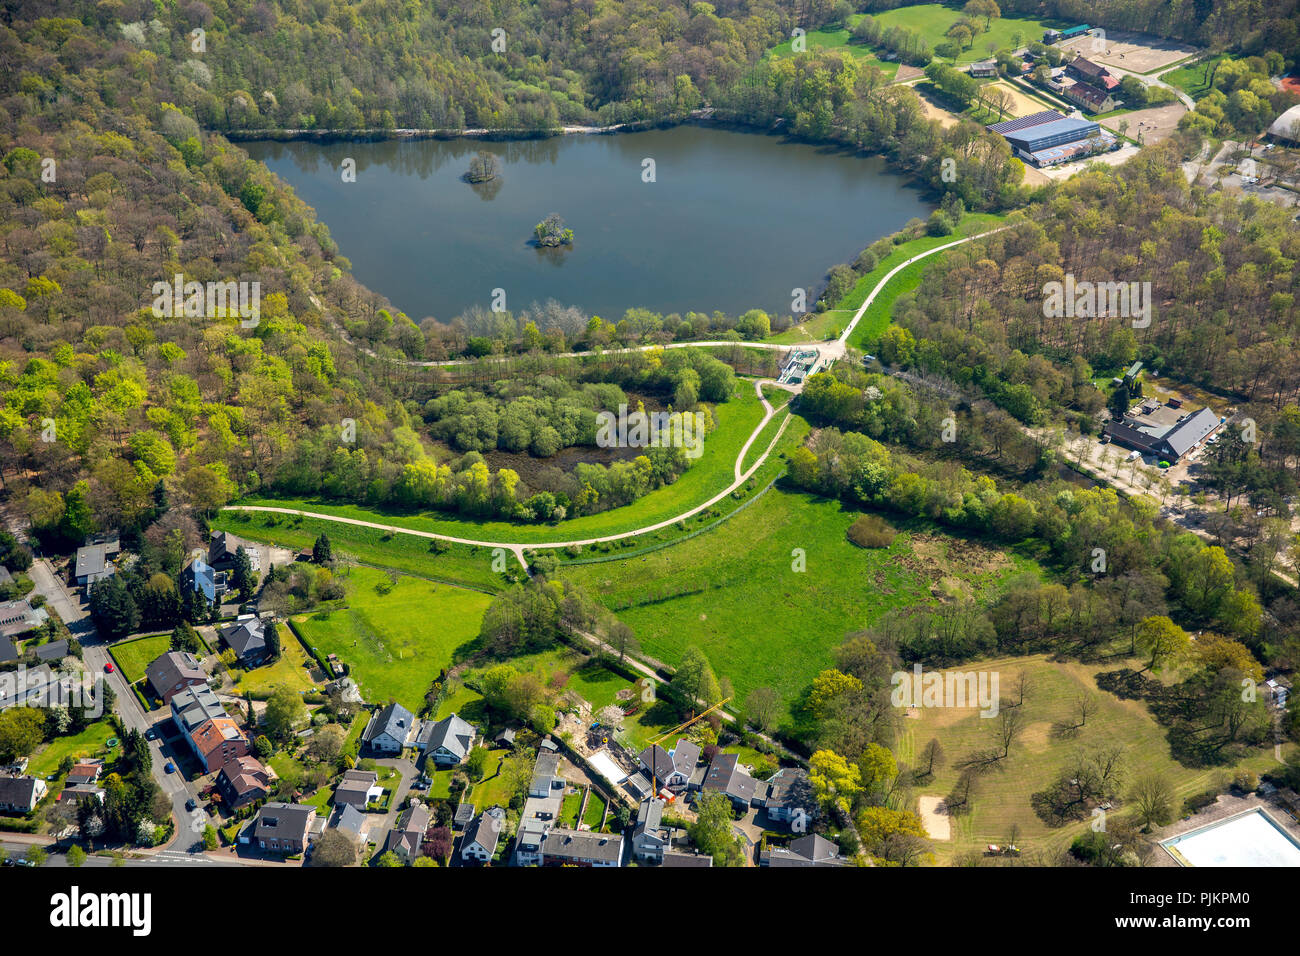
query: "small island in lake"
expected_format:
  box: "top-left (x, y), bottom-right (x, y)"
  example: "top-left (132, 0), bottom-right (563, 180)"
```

top-left (463, 150), bottom-right (501, 183)
top-left (533, 213), bottom-right (574, 248)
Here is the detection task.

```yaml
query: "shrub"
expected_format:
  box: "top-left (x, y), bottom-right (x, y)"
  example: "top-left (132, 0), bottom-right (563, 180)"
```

top-left (846, 514), bottom-right (896, 548)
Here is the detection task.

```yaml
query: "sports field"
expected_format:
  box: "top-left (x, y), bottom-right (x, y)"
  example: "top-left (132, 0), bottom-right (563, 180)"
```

top-left (867, 4), bottom-right (1060, 66)
top-left (292, 566), bottom-right (494, 712)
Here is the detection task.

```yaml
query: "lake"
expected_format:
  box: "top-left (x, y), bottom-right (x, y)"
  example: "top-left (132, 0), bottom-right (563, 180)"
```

top-left (244, 126), bottom-right (934, 322)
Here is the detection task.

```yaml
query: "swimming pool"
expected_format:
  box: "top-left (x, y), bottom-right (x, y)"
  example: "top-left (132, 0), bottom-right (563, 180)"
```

top-left (1161, 808), bottom-right (1300, 867)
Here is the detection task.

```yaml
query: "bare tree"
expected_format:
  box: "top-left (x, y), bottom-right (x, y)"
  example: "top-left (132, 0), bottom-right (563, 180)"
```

top-left (1074, 691), bottom-right (1100, 728)
top-left (995, 703), bottom-right (1025, 758)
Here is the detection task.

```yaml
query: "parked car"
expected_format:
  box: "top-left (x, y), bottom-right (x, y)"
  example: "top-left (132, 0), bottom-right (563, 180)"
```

top-left (165, 761), bottom-right (176, 774)
top-left (185, 798), bottom-right (197, 812)
top-left (103, 662), bottom-right (114, 673)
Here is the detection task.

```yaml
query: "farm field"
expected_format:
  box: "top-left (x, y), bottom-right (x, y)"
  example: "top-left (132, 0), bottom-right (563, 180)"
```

top-left (899, 654), bottom-right (1286, 863)
top-left (291, 566), bottom-right (494, 712)
top-left (560, 487), bottom-right (1038, 726)
top-left (225, 380), bottom-right (767, 546)
top-left (108, 633), bottom-right (172, 684)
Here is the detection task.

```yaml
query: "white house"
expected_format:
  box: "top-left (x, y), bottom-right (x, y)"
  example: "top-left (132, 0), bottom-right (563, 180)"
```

top-left (461, 806), bottom-right (506, 863)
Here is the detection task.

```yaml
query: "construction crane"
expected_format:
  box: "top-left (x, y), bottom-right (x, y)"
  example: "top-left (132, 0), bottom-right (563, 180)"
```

top-left (649, 697), bottom-right (731, 747)
top-left (644, 697), bottom-right (731, 803)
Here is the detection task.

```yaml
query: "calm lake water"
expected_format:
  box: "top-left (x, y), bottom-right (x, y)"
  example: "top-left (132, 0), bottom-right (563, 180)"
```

top-left (244, 126), bottom-right (934, 321)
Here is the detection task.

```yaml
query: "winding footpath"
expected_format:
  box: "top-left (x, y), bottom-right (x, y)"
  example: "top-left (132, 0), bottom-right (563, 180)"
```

top-left (235, 227), bottom-right (1010, 560)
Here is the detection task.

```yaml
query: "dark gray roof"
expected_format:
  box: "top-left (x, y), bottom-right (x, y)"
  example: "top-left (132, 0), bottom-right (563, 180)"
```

top-left (761, 833), bottom-right (847, 867)
top-left (638, 744), bottom-right (674, 781)
top-left (671, 739), bottom-right (700, 776)
top-left (702, 753), bottom-right (757, 803)
top-left (254, 802), bottom-right (315, 842)
top-left (453, 803), bottom-right (476, 827)
top-left (0, 636), bottom-right (17, 663)
top-left (221, 618), bottom-right (266, 660)
top-left (419, 713), bottom-right (475, 759)
top-left (146, 650), bottom-right (205, 694)
top-left (463, 806), bottom-right (505, 855)
top-left (330, 803), bottom-right (366, 839)
top-left (0, 775), bottom-right (40, 806)
top-left (74, 544), bottom-right (108, 579)
top-left (364, 702), bottom-right (415, 745)
top-left (1163, 407), bottom-right (1219, 459)
top-left (634, 798), bottom-right (663, 835)
top-left (543, 828), bottom-right (622, 864)
top-left (763, 767), bottom-right (814, 813)
top-left (33, 640), bottom-right (69, 662)
top-left (661, 850), bottom-right (714, 867)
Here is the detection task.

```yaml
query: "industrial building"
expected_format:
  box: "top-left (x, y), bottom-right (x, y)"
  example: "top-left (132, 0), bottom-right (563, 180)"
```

top-left (986, 110), bottom-right (1116, 167)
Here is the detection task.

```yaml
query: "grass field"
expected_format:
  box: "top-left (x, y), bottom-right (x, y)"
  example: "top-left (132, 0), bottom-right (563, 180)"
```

top-left (27, 721), bottom-right (117, 779)
top-left (231, 631), bottom-right (319, 697)
top-left (292, 566), bottom-right (494, 712)
top-left (898, 654), bottom-right (1285, 863)
top-left (225, 380), bottom-right (766, 547)
top-left (560, 487), bottom-right (1037, 725)
top-left (212, 511), bottom-right (509, 592)
top-left (108, 634), bottom-right (172, 684)
top-left (766, 24), bottom-right (901, 79)
top-left (1163, 55), bottom-right (1227, 100)
top-left (868, 4), bottom-right (1061, 67)
top-left (844, 212), bottom-right (1009, 351)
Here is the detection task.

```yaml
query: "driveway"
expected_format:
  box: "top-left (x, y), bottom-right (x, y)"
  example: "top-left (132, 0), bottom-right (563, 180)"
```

top-left (28, 559), bottom-right (93, 641)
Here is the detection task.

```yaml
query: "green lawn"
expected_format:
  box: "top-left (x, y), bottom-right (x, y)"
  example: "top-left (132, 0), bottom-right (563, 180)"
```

top-left (561, 488), bottom-right (1037, 726)
top-left (292, 566), bottom-right (494, 712)
top-left (223, 381), bottom-right (767, 547)
top-left (766, 25), bottom-right (901, 79)
top-left (560, 791), bottom-right (582, 828)
top-left (843, 212), bottom-right (1009, 351)
top-left (768, 309), bottom-right (852, 345)
top-left (1163, 55), bottom-right (1227, 100)
top-left (211, 513), bottom-right (509, 592)
top-left (232, 630), bottom-right (320, 696)
top-left (108, 633), bottom-right (172, 684)
top-left (27, 721), bottom-right (117, 779)
top-left (469, 758), bottom-right (515, 810)
top-left (867, 5), bottom-right (1062, 66)
top-left (581, 791), bottom-right (607, 829)
top-left (900, 653), bottom-right (1286, 863)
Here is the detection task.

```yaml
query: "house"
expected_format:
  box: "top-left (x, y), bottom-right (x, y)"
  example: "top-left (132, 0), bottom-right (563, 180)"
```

top-left (637, 739), bottom-right (699, 792)
top-left (461, 806), bottom-right (506, 863)
top-left (0, 636), bottom-right (16, 665)
top-left (180, 556), bottom-right (226, 604)
top-left (333, 769), bottom-right (382, 809)
top-left (0, 774), bottom-right (47, 812)
top-left (1063, 80), bottom-right (1117, 113)
top-left (1103, 405), bottom-right (1221, 463)
top-left (662, 849), bottom-right (714, 867)
top-left (66, 762), bottom-right (101, 787)
top-left (417, 712), bottom-right (476, 766)
top-left (0, 664), bottom-right (75, 711)
top-left (145, 650), bottom-right (208, 704)
top-left (216, 755), bottom-right (275, 810)
top-left (383, 801), bottom-right (430, 862)
top-left (1065, 56), bottom-right (1110, 85)
top-left (171, 684), bottom-right (248, 772)
top-left (760, 767), bottom-right (816, 826)
top-left (759, 833), bottom-right (849, 867)
top-left (361, 702), bottom-right (418, 754)
top-left (329, 803), bottom-right (368, 845)
top-left (249, 802), bottom-right (316, 854)
top-left (631, 798), bottom-right (671, 863)
top-left (0, 599), bottom-right (48, 640)
top-left (514, 751), bottom-right (566, 865)
top-left (219, 616), bottom-right (268, 667)
top-left (970, 58), bottom-right (997, 77)
top-left (74, 544), bottom-right (114, 595)
top-left (208, 531), bottom-right (258, 573)
top-left (58, 784), bottom-right (105, 805)
top-left (701, 752), bottom-right (758, 810)
top-left (494, 727), bottom-right (516, 749)
top-left (539, 828), bottom-right (623, 867)
top-left (33, 639), bottom-right (69, 662)
top-left (190, 716), bottom-right (249, 773)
